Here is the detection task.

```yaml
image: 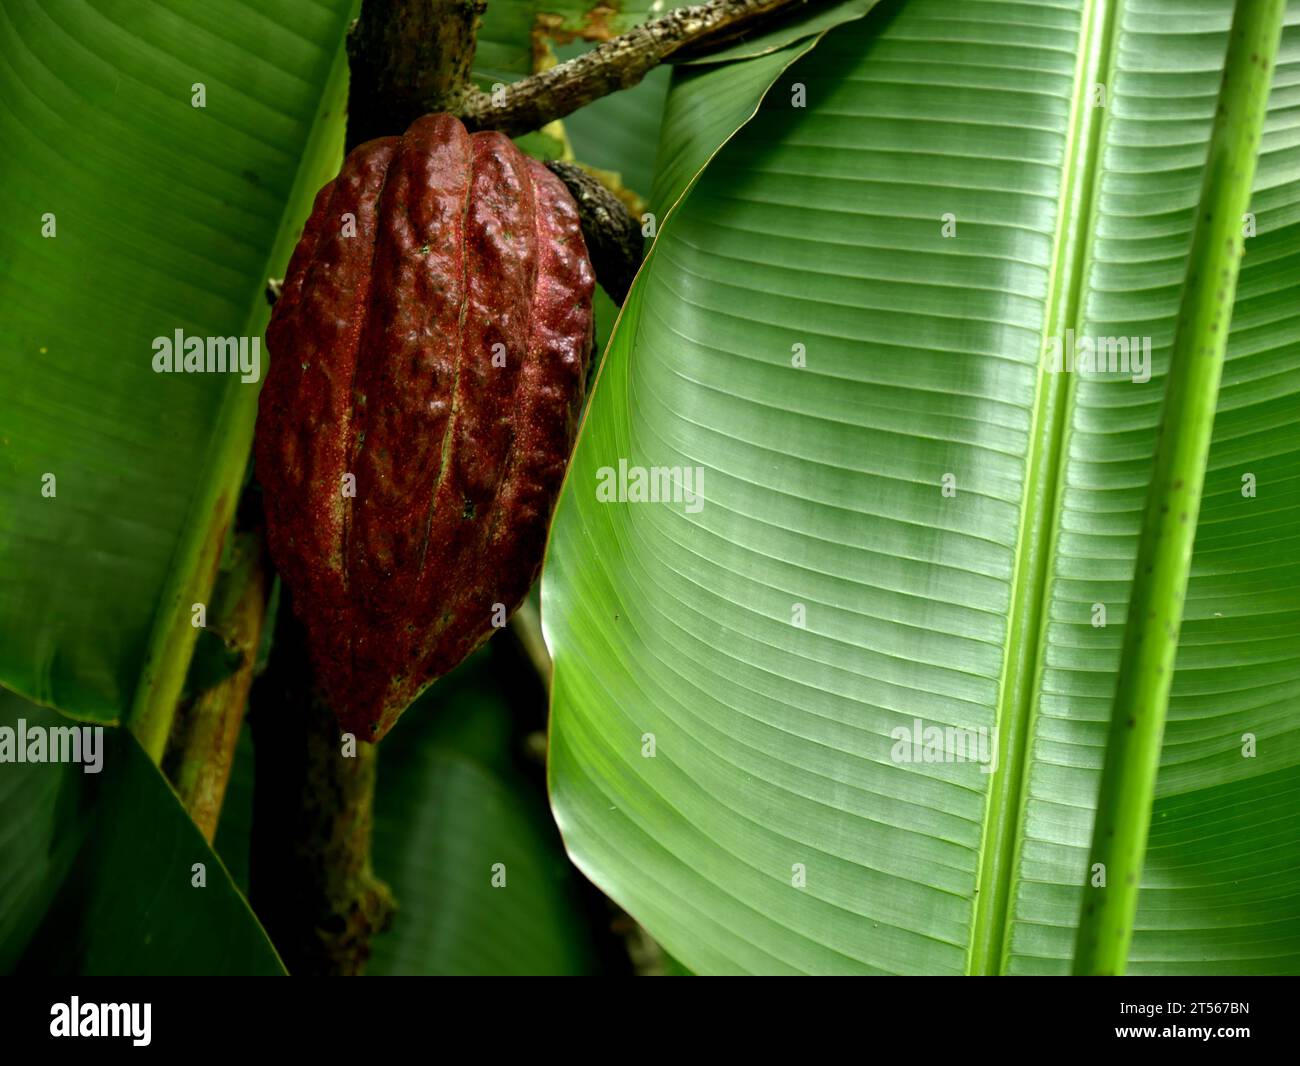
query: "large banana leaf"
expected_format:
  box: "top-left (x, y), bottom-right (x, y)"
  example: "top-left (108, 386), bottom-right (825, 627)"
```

top-left (0, 0), bottom-right (353, 976)
top-left (544, 0), bottom-right (1300, 975)
top-left (0, 0), bottom-right (356, 751)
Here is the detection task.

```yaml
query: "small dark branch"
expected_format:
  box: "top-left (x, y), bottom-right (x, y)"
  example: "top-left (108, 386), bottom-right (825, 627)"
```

top-left (460, 0), bottom-right (805, 138)
top-left (249, 597), bottom-right (395, 976)
top-left (546, 161), bottom-right (642, 305)
top-left (347, 0), bottom-right (486, 150)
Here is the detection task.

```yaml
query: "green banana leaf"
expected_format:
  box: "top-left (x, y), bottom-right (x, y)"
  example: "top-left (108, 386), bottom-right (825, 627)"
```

top-left (543, 0), bottom-right (1300, 975)
top-left (0, 0), bottom-right (354, 977)
top-left (0, 0), bottom-right (357, 751)
top-left (0, 692), bottom-right (283, 974)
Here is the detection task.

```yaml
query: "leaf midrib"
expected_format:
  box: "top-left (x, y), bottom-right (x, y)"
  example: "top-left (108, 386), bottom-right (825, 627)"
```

top-left (966, 0), bottom-right (1122, 976)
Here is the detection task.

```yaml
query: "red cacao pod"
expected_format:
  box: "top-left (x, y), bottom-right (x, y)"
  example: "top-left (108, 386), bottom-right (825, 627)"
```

top-left (255, 113), bottom-right (594, 740)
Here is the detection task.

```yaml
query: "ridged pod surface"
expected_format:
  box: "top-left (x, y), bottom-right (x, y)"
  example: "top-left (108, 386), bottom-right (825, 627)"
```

top-left (256, 113), bottom-right (594, 740)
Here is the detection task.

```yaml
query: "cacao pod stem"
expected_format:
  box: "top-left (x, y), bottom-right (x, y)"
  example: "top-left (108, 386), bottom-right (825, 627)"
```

top-left (545, 161), bottom-right (643, 307)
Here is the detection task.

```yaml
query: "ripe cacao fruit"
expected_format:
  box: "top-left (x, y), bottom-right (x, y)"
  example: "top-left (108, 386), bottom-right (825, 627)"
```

top-left (255, 113), bottom-right (594, 740)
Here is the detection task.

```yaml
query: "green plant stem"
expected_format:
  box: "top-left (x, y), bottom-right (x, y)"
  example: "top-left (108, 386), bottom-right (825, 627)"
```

top-left (1072, 0), bottom-right (1285, 976)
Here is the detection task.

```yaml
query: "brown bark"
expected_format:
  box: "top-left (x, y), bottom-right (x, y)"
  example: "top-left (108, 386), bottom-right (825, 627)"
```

top-left (248, 596), bottom-right (394, 976)
top-left (459, 0), bottom-right (806, 137)
top-left (346, 0), bottom-right (486, 149)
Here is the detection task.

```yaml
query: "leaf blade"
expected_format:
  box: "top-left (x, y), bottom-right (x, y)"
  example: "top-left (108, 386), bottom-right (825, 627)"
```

top-left (0, 0), bottom-right (357, 744)
top-left (544, 0), bottom-right (1300, 975)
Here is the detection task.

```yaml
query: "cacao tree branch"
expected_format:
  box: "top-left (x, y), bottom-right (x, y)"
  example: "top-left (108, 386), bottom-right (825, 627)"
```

top-left (459, 0), bottom-right (807, 137)
top-left (248, 593), bottom-right (395, 976)
top-left (347, 0), bottom-right (486, 149)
